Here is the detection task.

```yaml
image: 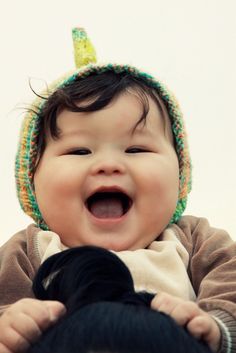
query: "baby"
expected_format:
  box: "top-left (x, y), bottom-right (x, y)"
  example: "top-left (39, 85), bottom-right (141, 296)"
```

top-left (0, 28), bottom-right (235, 353)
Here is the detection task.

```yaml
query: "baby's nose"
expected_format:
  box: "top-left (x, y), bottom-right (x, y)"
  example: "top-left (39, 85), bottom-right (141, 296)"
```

top-left (90, 156), bottom-right (126, 176)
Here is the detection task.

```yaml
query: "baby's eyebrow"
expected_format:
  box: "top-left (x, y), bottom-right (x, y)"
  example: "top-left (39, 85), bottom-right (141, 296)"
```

top-left (130, 115), bottom-right (166, 137)
top-left (57, 128), bottom-right (94, 139)
top-left (129, 127), bottom-right (155, 138)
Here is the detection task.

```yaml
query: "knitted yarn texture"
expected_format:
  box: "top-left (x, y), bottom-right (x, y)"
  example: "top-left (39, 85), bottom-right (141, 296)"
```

top-left (15, 28), bottom-right (192, 230)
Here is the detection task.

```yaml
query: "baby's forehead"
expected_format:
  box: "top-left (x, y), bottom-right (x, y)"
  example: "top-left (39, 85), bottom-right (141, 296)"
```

top-left (55, 90), bottom-right (174, 145)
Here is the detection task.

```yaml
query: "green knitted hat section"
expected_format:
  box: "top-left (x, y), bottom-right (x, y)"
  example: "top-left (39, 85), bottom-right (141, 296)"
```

top-left (15, 64), bottom-right (192, 230)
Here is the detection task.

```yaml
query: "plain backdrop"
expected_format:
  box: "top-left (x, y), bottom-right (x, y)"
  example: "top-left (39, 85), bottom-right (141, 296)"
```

top-left (0, 0), bottom-right (235, 245)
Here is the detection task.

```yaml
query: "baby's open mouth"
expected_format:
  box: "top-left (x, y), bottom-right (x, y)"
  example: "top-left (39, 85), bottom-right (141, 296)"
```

top-left (86, 192), bottom-right (133, 218)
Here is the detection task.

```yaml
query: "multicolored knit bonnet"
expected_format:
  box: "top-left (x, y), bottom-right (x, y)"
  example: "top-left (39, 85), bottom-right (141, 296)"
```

top-left (15, 27), bottom-right (192, 230)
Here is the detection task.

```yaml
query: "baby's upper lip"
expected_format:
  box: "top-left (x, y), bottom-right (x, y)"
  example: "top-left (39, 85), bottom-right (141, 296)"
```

top-left (85, 185), bottom-right (132, 200)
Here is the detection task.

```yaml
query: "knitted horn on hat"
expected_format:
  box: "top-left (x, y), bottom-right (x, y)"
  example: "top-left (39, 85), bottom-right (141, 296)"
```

top-left (15, 27), bottom-right (192, 230)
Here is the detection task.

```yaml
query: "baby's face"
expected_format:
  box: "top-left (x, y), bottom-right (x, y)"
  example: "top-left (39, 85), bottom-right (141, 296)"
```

top-left (34, 92), bottom-right (179, 250)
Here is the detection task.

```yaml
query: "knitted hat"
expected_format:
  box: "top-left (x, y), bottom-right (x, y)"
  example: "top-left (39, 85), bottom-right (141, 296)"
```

top-left (15, 27), bottom-right (192, 230)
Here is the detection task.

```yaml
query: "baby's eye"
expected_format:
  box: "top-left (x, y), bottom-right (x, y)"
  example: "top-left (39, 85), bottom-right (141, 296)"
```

top-left (126, 147), bottom-right (149, 153)
top-left (67, 148), bottom-right (91, 155)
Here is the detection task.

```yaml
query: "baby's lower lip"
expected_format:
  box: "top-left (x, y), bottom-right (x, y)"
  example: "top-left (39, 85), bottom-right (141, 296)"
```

top-left (85, 207), bottom-right (130, 225)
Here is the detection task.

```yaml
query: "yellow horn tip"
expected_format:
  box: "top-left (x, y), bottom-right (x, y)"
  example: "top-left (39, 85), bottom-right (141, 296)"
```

top-left (72, 27), bottom-right (97, 68)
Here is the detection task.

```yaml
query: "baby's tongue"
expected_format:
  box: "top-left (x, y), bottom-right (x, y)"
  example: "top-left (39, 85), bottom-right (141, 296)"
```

top-left (90, 197), bottom-right (123, 218)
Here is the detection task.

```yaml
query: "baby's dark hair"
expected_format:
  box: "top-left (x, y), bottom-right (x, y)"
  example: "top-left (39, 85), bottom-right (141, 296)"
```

top-left (34, 71), bottom-right (167, 169)
top-left (29, 246), bottom-right (212, 353)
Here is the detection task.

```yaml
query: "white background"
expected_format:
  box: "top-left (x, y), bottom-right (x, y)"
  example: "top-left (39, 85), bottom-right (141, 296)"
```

top-left (0, 0), bottom-right (235, 245)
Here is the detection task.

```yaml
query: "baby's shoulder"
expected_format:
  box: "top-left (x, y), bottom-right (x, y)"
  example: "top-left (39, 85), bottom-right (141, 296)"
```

top-left (172, 214), bottom-right (233, 250)
top-left (0, 224), bottom-right (40, 263)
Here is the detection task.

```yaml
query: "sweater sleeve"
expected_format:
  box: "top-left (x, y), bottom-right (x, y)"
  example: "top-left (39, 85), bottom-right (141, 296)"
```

top-left (175, 216), bottom-right (236, 353)
top-left (0, 226), bottom-right (40, 314)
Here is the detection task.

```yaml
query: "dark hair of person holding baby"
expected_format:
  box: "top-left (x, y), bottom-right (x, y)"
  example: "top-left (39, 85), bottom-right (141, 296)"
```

top-left (29, 246), bottom-right (212, 353)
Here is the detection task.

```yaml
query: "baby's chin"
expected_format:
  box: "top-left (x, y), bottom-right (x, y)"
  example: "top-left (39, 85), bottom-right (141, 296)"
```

top-left (60, 237), bottom-right (143, 252)
top-left (56, 220), bottom-right (161, 251)
top-left (89, 236), bottom-right (157, 252)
